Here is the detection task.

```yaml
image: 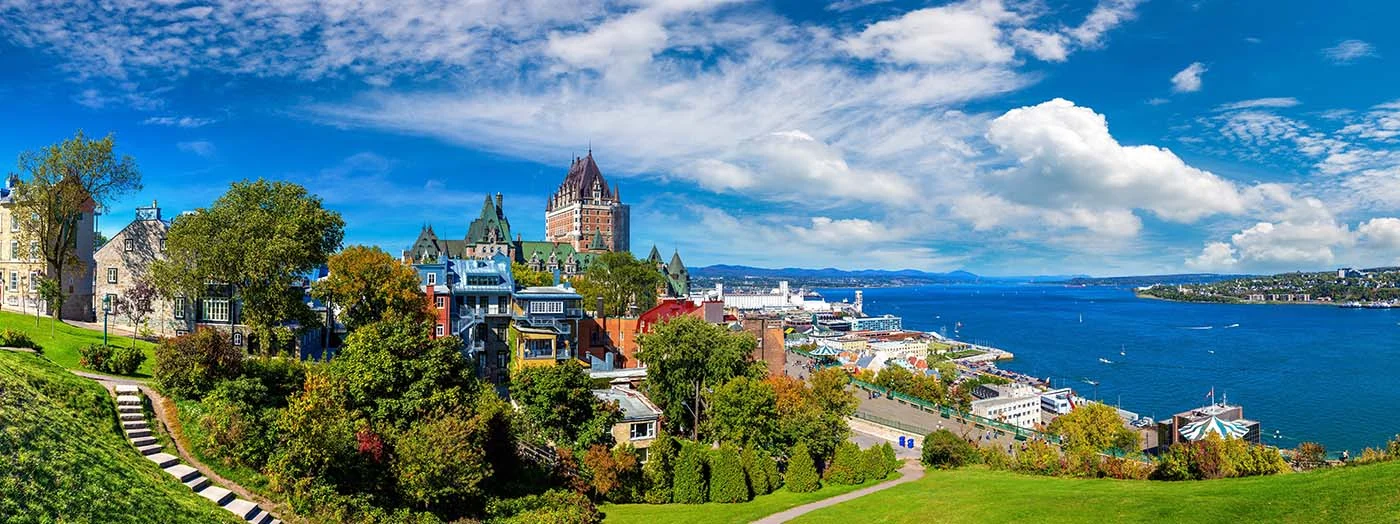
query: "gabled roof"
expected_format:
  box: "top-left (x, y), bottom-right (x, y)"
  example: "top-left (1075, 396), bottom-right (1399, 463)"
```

top-left (646, 245), bottom-right (662, 265)
top-left (588, 229), bottom-right (606, 251)
top-left (548, 151), bottom-right (618, 211)
top-left (668, 250), bottom-right (686, 275)
top-left (465, 194), bottom-right (511, 245)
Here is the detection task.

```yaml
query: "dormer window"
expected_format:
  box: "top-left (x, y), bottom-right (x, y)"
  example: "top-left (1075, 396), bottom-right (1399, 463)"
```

top-left (124, 238), bottom-right (134, 252)
top-left (427, 273), bottom-right (437, 285)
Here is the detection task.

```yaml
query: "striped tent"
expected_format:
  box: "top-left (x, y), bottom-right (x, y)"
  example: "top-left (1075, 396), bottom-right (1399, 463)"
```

top-left (810, 345), bottom-right (842, 357)
top-left (1179, 416), bottom-right (1249, 441)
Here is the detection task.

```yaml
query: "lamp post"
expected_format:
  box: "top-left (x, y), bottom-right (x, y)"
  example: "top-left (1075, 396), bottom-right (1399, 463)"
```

top-left (102, 294), bottom-right (111, 347)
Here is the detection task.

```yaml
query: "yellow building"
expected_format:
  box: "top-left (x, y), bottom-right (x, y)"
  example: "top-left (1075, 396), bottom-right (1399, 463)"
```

top-left (0, 175), bottom-right (97, 320)
top-left (508, 284), bottom-right (585, 373)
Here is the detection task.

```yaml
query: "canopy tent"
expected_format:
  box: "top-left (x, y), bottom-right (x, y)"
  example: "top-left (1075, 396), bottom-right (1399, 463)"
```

top-left (810, 345), bottom-right (842, 357)
top-left (1179, 416), bottom-right (1249, 441)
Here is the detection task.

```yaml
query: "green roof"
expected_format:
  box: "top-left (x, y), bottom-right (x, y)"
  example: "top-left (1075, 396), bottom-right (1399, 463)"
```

top-left (465, 195), bottom-right (511, 245)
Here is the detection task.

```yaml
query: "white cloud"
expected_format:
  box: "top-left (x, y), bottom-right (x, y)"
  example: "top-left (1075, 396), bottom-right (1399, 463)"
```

top-left (1187, 242), bottom-right (1238, 270)
top-left (1011, 28), bottom-right (1069, 62)
top-left (1145, 97), bottom-right (1170, 106)
top-left (1358, 217), bottom-right (1400, 249)
top-left (1214, 97), bottom-right (1300, 112)
top-left (1171, 62), bottom-right (1206, 93)
top-left (1189, 220), bottom-right (1355, 271)
top-left (842, 0), bottom-right (1019, 66)
top-left (176, 140), bottom-right (216, 158)
top-left (1322, 39), bottom-right (1378, 64)
top-left (142, 115), bottom-right (216, 128)
top-left (826, 0), bottom-right (893, 12)
top-left (1065, 0), bottom-right (1142, 47)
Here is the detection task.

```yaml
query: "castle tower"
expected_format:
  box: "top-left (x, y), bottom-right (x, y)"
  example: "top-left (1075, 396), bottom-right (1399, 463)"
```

top-left (544, 151), bottom-right (630, 253)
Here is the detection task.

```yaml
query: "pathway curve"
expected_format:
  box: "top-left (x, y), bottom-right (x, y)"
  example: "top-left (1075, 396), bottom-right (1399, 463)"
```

top-left (751, 462), bottom-right (925, 524)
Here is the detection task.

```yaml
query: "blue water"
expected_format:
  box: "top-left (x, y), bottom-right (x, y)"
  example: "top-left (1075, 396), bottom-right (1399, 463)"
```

top-left (819, 284), bottom-right (1400, 453)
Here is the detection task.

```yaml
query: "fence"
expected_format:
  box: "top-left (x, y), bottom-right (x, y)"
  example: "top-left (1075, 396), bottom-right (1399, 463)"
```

top-left (854, 409), bottom-right (934, 436)
top-left (849, 378), bottom-right (1061, 444)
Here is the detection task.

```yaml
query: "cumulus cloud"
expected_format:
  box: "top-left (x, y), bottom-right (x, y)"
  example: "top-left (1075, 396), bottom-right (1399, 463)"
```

top-left (1358, 217), bottom-right (1400, 249)
top-left (1322, 39), bottom-right (1378, 64)
top-left (842, 0), bottom-right (1019, 66)
top-left (1171, 62), bottom-right (1207, 93)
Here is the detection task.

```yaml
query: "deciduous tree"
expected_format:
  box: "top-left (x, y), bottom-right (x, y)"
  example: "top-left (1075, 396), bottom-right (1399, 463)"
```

top-left (113, 278), bottom-right (157, 344)
top-left (574, 251), bottom-right (664, 317)
top-left (1047, 401), bottom-right (1140, 454)
top-left (312, 245), bottom-right (427, 332)
top-left (703, 376), bottom-right (778, 450)
top-left (511, 262), bottom-right (554, 288)
top-left (511, 363), bottom-right (619, 450)
top-left (637, 315), bottom-right (760, 438)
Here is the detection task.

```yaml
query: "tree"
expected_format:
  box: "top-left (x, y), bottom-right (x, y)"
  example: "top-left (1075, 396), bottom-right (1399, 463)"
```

top-left (672, 441), bottom-right (709, 504)
top-left (574, 251), bottom-right (664, 317)
top-left (326, 317), bottom-right (475, 428)
top-left (642, 430), bottom-right (677, 504)
top-left (784, 443), bottom-right (820, 493)
top-left (511, 363), bottom-right (619, 450)
top-left (823, 442), bottom-right (866, 485)
top-left (1295, 442), bottom-right (1328, 470)
top-left (808, 367), bottom-right (857, 417)
top-left (582, 444), bottom-right (641, 503)
top-left (637, 315), bottom-right (759, 438)
top-left (392, 408), bottom-right (492, 512)
top-left (921, 429), bottom-right (978, 469)
top-left (153, 327), bottom-right (245, 400)
top-left (767, 373), bottom-right (850, 463)
top-left (150, 179), bottom-right (344, 354)
top-left (512, 262), bottom-right (554, 288)
top-left (873, 366), bottom-right (914, 394)
top-left (1047, 402), bottom-right (1140, 454)
top-left (312, 245), bottom-right (427, 332)
top-left (860, 445), bottom-right (888, 481)
top-left (703, 376), bottom-right (779, 450)
top-left (708, 445), bottom-right (748, 503)
top-left (880, 442), bottom-right (900, 475)
top-left (113, 278), bottom-right (157, 345)
top-left (741, 447), bottom-right (767, 496)
top-left (11, 130), bottom-right (142, 317)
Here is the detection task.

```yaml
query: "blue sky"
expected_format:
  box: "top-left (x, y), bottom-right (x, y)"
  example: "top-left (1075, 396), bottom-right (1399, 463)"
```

top-left (1, 0), bottom-right (1398, 276)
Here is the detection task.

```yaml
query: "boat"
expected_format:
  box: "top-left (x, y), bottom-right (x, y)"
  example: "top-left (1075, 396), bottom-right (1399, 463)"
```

top-left (1098, 358), bottom-right (1113, 364)
top-left (1082, 378), bottom-right (1099, 386)
top-left (1224, 323), bottom-right (1240, 328)
top-left (1342, 302), bottom-right (1365, 309)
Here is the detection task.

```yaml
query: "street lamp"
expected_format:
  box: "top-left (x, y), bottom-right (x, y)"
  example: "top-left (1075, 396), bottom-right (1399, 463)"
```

top-left (102, 294), bottom-right (112, 346)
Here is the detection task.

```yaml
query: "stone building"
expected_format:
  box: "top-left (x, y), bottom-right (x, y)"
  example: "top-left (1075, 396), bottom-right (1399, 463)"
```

top-left (92, 202), bottom-right (180, 335)
top-left (544, 151), bottom-right (629, 253)
top-left (0, 175), bottom-right (97, 321)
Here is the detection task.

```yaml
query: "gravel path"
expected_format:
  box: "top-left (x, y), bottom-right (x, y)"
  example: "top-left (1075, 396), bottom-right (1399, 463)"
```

top-left (750, 462), bottom-right (925, 524)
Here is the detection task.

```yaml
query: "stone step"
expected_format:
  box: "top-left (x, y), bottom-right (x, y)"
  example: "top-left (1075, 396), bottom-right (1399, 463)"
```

top-left (115, 384), bottom-right (139, 395)
top-left (119, 412), bottom-right (144, 421)
top-left (184, 475), bottom-right (210, 492)
top-left (199, 485), bottom-right (234, 506)
top-left (118, 404), bottom-right (143, 413)
top-left (130, 436), bottom-right (157, 447)
top-left (122, 420), bottom-right (147, 430)
top-left (146, 452), bottom-right (179, 469)
top-left (126, 428), bottom-right (152, 438)
top-left (224, 499), bottom-right (260, 520)
top-left (247, 509), bottom-right (273, 524)
top-left (136, 443), bottom-right (163, 456)
top-left (115, 394), bottom-right (142, 405)
top-left (165, 464), bottom-right (200, 483)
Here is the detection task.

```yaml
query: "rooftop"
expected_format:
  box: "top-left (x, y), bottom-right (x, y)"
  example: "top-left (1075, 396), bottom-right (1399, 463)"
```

top-left (592, 386), bottom-right (661, 422)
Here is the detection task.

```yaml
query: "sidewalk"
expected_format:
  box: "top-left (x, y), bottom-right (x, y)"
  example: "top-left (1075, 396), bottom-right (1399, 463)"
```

top-left (751, 462), bottom-right (925, 524)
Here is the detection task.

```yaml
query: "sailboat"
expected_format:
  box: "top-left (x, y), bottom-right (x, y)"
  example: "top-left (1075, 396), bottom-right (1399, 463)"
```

top-left (1098, 357), bottom-right (1113, 364)
top-left (1078, 313), bottom-right (1083, 323)
top-left (1120, 345), bottom-right (1126, 357)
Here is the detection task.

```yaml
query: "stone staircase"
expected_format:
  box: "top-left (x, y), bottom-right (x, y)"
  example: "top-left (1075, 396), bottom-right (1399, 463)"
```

top-left (114, 384), bottom-right (282, 524)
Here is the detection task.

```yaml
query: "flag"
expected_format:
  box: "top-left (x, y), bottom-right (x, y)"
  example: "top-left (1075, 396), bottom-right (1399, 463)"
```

top-left (1205, 387), bottom-right (1214, 400)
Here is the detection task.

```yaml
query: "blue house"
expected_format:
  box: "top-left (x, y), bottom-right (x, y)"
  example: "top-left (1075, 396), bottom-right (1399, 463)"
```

top-left (415, 253), bottom-right (515, 382)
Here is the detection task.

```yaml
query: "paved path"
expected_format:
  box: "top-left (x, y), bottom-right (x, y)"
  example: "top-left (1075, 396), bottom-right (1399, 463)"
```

top-left (751, 462), bottom-right (924, 524)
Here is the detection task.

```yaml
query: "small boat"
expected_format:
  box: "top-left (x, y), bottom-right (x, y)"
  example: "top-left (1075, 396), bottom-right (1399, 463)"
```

top-left (1098, 358), bottom-right (1113, 364)
top-left (1082, 378), bottom-right (1099, 386)
top-left (1208, 350), bottom-right (1215, 354)
top-left (1224, 323), bottom-right (1240, 328)
top-left (1120, 344), bottom-right (1125, 357)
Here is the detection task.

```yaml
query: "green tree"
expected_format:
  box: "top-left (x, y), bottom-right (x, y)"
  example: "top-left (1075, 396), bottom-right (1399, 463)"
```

top-left (708, 445), bottom-right (749, 503)
top-left (1047, 401), bottom-right (1140, 454)
top-left (150, 179), bottom-right (344, 354)
top-left (393, 408), bottom-right (492, 512)
top-left (511, 363), bottom-right (619, 450)
top-left (784, 443), bottom-right (820, 493)
top-left (823, 442), bottom-right (866, 485)
top-left (860, 445), bottom-right (888, 481)
top-left (574, 251), bottom-right (664, 317)
top-left (638, 315), bottom-right (760, 439)
top-left (880, 442), bottom-right (900, 476)
top-left (703, 376), bottom-right (779, 450)
top-left (741, 446), bottom-right (769, 496)
top-left (512, 262), bottom-right (554, 288)
top-left (326, 318), bottom-right (477, 428)
top-left (809, 367), bottom-right (857, 417)
top-left (873, 366), bottom-right (914, 393)
top-left (672, 441), bottom-right (709, 504)
top-left (642, 430), bottom-right (677, 503)
top-left (153, 328), bottom-right (245, 400)
top-left (312, 245), bottom-right (428, 332)
top-left (769, 374), bottom-right (850, 464)
top-left (921, 429), bottom-right (978, 469)
top-left (11, 130), bottom-right (142, 318)
top-left (761, 449), bottom-right (782, 492)
top-left (198, 378), bottom-right (275, 469)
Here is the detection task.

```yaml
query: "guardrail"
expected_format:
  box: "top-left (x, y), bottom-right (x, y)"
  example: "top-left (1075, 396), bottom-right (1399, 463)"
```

top-left (849, 378), bottom-right (1061, 444)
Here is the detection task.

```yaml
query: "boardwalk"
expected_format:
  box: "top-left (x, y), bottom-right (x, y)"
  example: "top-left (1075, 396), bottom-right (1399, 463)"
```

top-left (751, 462), bottom-right (925, 524)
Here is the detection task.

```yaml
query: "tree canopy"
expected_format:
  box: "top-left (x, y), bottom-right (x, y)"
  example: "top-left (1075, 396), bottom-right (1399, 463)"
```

top-left (511, 262), bottom-right (554, 288)
top-left (312, 245), bottom-right (427, 332)
top-left (150, 179), bottom-right (344, 353)
top-left (10, 130), bottom-right (142, 316)
top-left (575, 251), bottom-right (664, 317)
top-left (703, 376), bottom-right (779, 450)
top-left (1047, 401), bottom-right (1140, 454)
top-left (510, 363), bottom-right (620, 451)
top-left (636, 315), bottom-right (760, 438)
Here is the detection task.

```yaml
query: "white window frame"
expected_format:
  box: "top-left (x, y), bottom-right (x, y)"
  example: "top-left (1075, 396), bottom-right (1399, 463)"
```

top-left (124, 238), bottom-right (134, 252)
top-left (630, 421), bottom-right (655, 440)
top-left (202, 298), bottom-right (230, 322)
top-left (106, 267), bottom-right (118, 284)
top-left (9, 216), bottom-right (16, 232)
top-left (528, 301), bottom-right (564, 314)
top-left (174, 297), bottom-right (186, 320)
top-left (435, 296), bottom-right (446, 309)
top-left (7, 271), bottom-right (15, 292)
top-left (427, 272), bottom-right (437, 285)
top-left (435, 323), bottom-right (445, 337)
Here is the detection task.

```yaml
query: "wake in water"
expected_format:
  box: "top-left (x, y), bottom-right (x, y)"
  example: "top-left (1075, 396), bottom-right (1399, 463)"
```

top-left (1224, 323), bottom-right (1240, 328)
top-left (1184, 326), bottom-right (1214, 330)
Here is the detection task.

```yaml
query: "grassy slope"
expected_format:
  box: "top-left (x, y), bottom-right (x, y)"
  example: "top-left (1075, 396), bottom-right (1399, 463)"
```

top-left (0, 310), bottom-right (157, 377)
top-left (173, 399), bottom-right (275, 495)
top-left (602, 472), bottom-right (902, 524)
top-left (0, 350), bottom-right (240, 523)
top-left (793, 465), bottom-right (1400, 524)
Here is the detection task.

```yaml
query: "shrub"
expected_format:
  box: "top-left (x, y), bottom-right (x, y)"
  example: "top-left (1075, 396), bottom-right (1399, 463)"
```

top-left (154, 328), bottom-right (244, 400)
top-left (860, 445), bottom-right (888, 481)
top-left (108, 345), bottom-right (147, 375)
top-left (880, 442), bottom-right (900, 475)
top-left (672, 441), bottom-right (709, 504)
top-left (392, 409), bottom-right (492, 512)
top-left (709, 445), bottom-right (749, 503)
top-left (583, 444), bottom-right (642, 503)
top-left (485, 489), bottom-right (602, 524)
top-left (242, 356), bottom-right (307, 405)
top-left (199, 382), bottom-right (275, 468)
top-left (0, 328), bottom-right (39, 351)
top-left (1015, 439), bottom-right (1062, 476)
top-left (1295, 442), bottom-right (1328, 470)
top-left (1151, 434), bottom-right (1288, 481)
top-left (77, 343), bottom-right (113, 373)
top-left (642, 431), bottom-right (676, 504)
top-left (1356, 447), bottom-right (1388, 465)
top-left (981, 445), bottom-right (1014, 471)
top-left (785, 443), bottom-right (820, 493)
top-left (824, 442), bottom-right (865, 485)
top-left (1097, 456), bottom-right (1153, 480)
top-left (921, 429), bottom-right (978, 469)
top-left (762, 450), bottom-right (782, 492)
top-left (741, 446), bottom-right (768, 496)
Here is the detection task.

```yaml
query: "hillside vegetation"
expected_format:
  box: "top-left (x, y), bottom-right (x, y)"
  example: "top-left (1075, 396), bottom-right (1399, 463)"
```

top-left (791, 464), bottom-right (1400, 523)
top-left (0, 310), bottom-right (157, 376)
top-left (0, 350), bottom-right (238, 523)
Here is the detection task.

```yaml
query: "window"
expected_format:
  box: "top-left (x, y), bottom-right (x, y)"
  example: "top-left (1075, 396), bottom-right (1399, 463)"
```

top-left (174, 297), bottom-right (186, 320)
top-left (202, 298), bottom-right (230, 322)
top-left (528, 301), bottom-right (564, 314)
top-left (159, 238), bottom-right (167, 252)
top-left (427, 272), bottom-right (437, 285)
top-left (232, 332), bottom-right (243, 346)
top-left (435, 296), bottom-right (446, 309)
top-left (28, 272), bottom-right (37, 292)
top-left (636, 447), bottom-right (649, 463)
top-left (8, 241), bottom-right (14, 261)
top-left (435, 323), bottom-right (445, 337)
top-left (8, 215), bottom-right (15, 231)
top-left (28, 241), bottom-right (36, 260)
top-left (106, 267), bottom-right (118, 284)
top-left (630, 421), bottom-right (655, 440)
top-left (124, 238), bottom-right (134, 252)
top-left (7, 272), bottom-right (15, 292)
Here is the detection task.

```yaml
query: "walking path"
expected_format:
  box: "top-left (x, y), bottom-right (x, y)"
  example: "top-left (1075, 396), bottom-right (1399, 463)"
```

top-left (751, 462), bottom-right (925, 524)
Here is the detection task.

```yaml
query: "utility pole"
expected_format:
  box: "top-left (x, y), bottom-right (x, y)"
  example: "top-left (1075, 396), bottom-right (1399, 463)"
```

top-left (693, 380), bottom-right (701, 441)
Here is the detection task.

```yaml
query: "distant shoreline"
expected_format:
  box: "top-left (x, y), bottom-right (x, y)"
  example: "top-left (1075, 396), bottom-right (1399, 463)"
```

top-left (1134, 292), bottom-right (1344, 308)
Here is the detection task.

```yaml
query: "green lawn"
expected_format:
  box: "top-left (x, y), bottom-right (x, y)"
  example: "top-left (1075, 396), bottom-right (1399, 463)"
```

top-left (0, 350), bottom-right (241, 523)
top-left (0, 310), bottom-right (158, 377)
top-left (792, 465), bottom-right (1400, 523)
top-left (602, 472), bottom-right (902, 524)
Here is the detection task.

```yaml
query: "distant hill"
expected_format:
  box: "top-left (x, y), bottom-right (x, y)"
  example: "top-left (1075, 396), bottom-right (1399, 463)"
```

top-left (1061, 273), bottom-right (1255, 287)
top-left (692, 265), bottom-right (983, 282)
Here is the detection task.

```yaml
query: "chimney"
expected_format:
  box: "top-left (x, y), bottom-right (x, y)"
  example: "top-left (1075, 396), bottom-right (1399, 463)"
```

top-left (495, 192), bottom-right (503, 209)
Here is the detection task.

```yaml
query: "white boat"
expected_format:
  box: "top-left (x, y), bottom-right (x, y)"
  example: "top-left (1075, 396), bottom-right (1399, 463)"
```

top-left (1098, 358), bottom-right (1113, 364)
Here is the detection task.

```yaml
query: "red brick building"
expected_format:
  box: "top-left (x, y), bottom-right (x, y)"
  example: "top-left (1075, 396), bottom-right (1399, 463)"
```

top-left (579, 299), bottom-right (723, 369)
top-left (544, 151), bottom-right (629, 253)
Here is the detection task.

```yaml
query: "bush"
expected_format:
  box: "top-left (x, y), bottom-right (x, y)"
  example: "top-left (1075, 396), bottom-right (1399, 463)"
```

top-left (392, 408), bottom-right (492, 512)
top-left (672, 441), bottom-right (709, 504)
top-left (785, 443), bottom-right (820, 493)
top-left (709, 445), bottom-right (749, 503)
top-left (921, 429), bottom-right (978, 469)
top-left (77, 343), bottom-right (113, 373)
top-left (0, 328), bottom-right (39, 351)
top-left (1096, 456), bottom-right (1154, 480)
top-left (642, 431), bottom-right (676, 504)
top-left (824, 442), bottom-right (866, 485)
top-left (1151, 434), bottom-right (1288, 481)
top-left (880, 442), bottom-right (900, 475)
top-left (242, 356), bottom-right (307, 405)
top-left (154, 328), bottom-right (244, 400)
top-left (1015, 439), bottom-right (1061, 476)
top-left (1295, 442), bottom-right (1328, 470)
top-left (762, 450), bottom-right (782, 492)
top-left (741, 446), bottom-right (768, 496)
top-left (582, 444), bottom-right (642, 503)
top-left (108, 345), bottom-right (147, 375)
top-left (860, 445), bottom-right (888, 481)
top-left (981, 445), bottom-right (1014, 471)
top-left (199, 381), bottom-right (275, 468)
top-left (485, 489), bottom-right (601, 524)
